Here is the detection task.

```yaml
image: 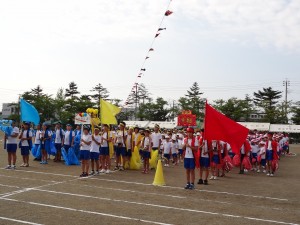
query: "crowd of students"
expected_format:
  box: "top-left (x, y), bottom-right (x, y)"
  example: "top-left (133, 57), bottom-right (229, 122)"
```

top-left (3, 121), bottom-right (289, 189)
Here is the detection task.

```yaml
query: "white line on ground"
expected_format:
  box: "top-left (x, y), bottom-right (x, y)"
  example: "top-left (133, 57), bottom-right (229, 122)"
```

top-left (1, 168), bottom-right (289, 202)
top-left (0, 198), bottom-right (173, 225)
top-left (26, 188), bottom-right (298, 225)
top-left (0, 216), bottom-right (44, 225)
top-left (0, 174), bottom-right (59, 183)
top-left (0, 183), bottom-right (20, 188)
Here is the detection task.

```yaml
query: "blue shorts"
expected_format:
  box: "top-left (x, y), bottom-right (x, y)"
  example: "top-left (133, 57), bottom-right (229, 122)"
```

top-left (100, 147), bottom-right (109, 156)
top-left (80, 150), bottom-right (90, 160)
top-left (283, 145), bottom-right (288, 151)
top-left (178, 149), bottom-right (183, 155)
top-left (116, 147), bottom-right (126, 156)
top-left (55, 143), bottom-right (62, 152)
top-left (7, 144), bottom-right (17, 153)
top-left (143, 151), bottom-right (150, 159)
top-left (126, 149), bottom-right (132, 157)
top-left (229, 152), bottom-right (235, 158)
top-left (90, 152), bottom-right (100, 160)
top-left (212, 155), bottom-right (220, 164)
top-left (184, 158), bottom-right (195, 169)
top-left (164, 153), bottom-right (170, 160)
top-left (261, 158), bottom-right (266, 166)
top-left (266, 150), bottom-right (273, 161)
top-left (200, 157), bottom-right (210, 168)
top-left (64, 145), bottom-right (71, 152)
top-left (139, 149), bottom-right (143, 155)
top-left (251, 153), bottom-right (258, 162)
top-left (21, 146), bottom-right (30, 156)
top-left (172, 153), bottom-right (177, 158)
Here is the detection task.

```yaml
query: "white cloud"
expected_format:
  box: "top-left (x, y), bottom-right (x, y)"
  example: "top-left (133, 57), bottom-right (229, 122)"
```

top-left (173, 0), bottom-right (300, 52)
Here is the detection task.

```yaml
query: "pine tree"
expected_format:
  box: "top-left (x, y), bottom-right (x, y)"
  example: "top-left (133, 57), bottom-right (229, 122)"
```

top-left (65, 81), bottom-right (80, 99)
top-left (90, 83), bottom-right (110, 112)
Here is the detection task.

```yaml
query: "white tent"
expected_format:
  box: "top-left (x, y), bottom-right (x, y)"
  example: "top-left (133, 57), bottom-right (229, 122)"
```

top-left (269, 124), bottom-right (300, 133)
top-left (124, 121), bottom-right (150, 128)
top-left (148, 121), bottom-right (177, 129)
top-left (238, 122), bottom-right (270, 131)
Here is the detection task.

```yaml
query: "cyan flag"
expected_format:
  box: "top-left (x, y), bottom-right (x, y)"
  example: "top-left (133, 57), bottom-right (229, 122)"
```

top-left (20, 99), bottom-right (40, 125)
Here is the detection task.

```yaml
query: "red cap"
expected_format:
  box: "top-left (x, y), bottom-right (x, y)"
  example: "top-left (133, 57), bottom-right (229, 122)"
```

top-left (186, 127), bottom-right (194, 133)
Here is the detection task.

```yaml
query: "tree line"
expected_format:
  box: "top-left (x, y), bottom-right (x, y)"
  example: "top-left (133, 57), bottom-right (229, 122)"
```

top-left (7, 81), bottom-right (300, 125)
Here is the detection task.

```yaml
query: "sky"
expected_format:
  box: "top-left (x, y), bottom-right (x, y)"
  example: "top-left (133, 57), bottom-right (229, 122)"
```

top-left (0, 0), bottom-right (300, 111)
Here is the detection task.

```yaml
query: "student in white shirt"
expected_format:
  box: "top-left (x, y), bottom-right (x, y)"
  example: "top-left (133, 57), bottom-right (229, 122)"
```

top-left (183, 128), bottom-right (198, 190)
top-left (141, 129), bottom-right (151, 174)
top-left (151, 124), bottom-right (162, 150)
top-left (126, 127), bottom-right (133, 167)
top-left (90, 127), bottom-right (101, 175)
top-left (114, 122), bottom-right (127, 171)
top-left (100, 124), bottom-right (112, 174)
top-left (171, 138), bottom-right (178, 165)
top-left (163, 136), bottom-right (171, 166)
top-left (80, 127), bottom-right (92, 177)
top-left (5, 121), bottom-right (19, 169)
top-left (54, 122), bottom-right (65, 162)
top-left (18, 122), bottom-right (33, 167)
top-left (63, 124), bottom-right (75, 153)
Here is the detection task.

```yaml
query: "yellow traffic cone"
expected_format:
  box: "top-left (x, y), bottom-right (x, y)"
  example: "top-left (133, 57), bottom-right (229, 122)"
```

top-left (152, 159), bottom-right (166, 186)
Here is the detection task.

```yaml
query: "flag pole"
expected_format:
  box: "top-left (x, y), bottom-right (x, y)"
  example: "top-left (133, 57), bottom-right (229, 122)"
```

top-left (203, 99), bottom-right (208, 141)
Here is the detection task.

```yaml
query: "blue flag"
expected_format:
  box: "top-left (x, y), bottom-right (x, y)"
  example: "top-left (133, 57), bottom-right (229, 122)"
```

top-left (20, 99), bottom-right (40, 125)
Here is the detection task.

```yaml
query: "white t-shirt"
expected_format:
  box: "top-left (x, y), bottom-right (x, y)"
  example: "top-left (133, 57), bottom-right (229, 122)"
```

top-left (7, 127), bottom-right (19, 144)
top-left (201, 140), bottom-right (209, 158)
top-left (160, 139), bottom-right (166, 150)
top-left (151, 132), bottom-right (162, 148)
top-left (55, 129), bottom-right (65, 144)
top-left (64, 130), bottom-right (75, 146)
top-left (163, 141), bottom-right (171, 154)
top-left (185, 138), bottom-right (199, 159)
top-left (21, 130), bottom-right (33, 147)
top-left (90, 134), bottom-right (101, 153)
top-left (40, 130), bottom-right (51, 144)
top-left (259, 146), bottom-right (266, 159)
top-left (171, 142), bottom-right (178, 154)
top-left (251, 144), bottom-right (259, 154)
top-left (267, 140), bottom-right (272, 150)
top-left (80, 134), bottom-right (92, 150)
top-left (101, 131), bottom-right (112, 147)
top-left (126, 134), bottom-right (132, 150)
top-left (178, 139), bottom-right (183, 149)
top-left (116, 130), bottom-right (127, 147)
top-left (143, 136), bottom-right (150, 151)
top-left (34, 130), bottom-right (41, 145)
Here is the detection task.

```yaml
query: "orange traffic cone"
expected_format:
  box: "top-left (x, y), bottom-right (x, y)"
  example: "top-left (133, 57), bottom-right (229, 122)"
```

top-left (152, 159), bottom-right (166, 186)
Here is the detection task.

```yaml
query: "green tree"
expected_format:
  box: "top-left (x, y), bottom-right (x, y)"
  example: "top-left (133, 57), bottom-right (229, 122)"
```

top-left (178, 82), bottom-right (205, 120)
top-left (291, 101), bottom-right (300, 124)
top-left (21, 85), bottom-right (54, 122)
top-left (90, 83), bottom-right (110, 113)
top-left (138, 97), bottom-right (169, 121)
top-left (65, 81), bottom-right (80, 99)
top-left (253, 87), bottom-right (283, 123)
top-left (213, 98), bottom-right (246, 121)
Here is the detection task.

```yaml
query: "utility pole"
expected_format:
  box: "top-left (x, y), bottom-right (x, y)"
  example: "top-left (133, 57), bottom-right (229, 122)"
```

top-left (134, 83), bottom-right (138, 120)
top-left (283, 78), bottom-right (290, 123)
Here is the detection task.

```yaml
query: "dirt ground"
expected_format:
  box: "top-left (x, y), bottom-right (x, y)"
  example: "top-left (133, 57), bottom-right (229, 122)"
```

top-left (0, 133), bottom-right (299, 225)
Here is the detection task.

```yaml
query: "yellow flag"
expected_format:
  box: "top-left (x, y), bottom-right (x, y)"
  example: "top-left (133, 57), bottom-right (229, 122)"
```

top-left (100, 99), bottom-right (121, 125)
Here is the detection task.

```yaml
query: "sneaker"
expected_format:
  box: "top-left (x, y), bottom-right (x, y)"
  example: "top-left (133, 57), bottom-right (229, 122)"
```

top-left (105, 169), bottom-right (110, 174)
top-left (266, 173), bottom-right (270, 176)
top-left (44, 161), bottom-right (48, 164)
top-left (96, 170), bottom-right (100, 175)
top-left (263, 170), bottom-right (266, 173)
top-left (80, 173), bottom-right (85, 177)
top-left (257, 169), bottom-right (260, 173)
top-left (184, 183), bottom-right (190, 189)
top-left (11, 165), bottom-right (16, 170)
top-left (213, 176), bottom-right (217, 180)
top-left (5, 165), bottom-right (11, 169)
top-left (204, 180), bottom-right (208, 185)
top-left (119, 167), bottom-right (124, 171)
top-left (209, 176), bottom-right (214, 180)
top-left (20, 163), bottom-right (25, 167)
top-left (197, 179), bottom-right (203, 185)
top-left (40, 161), bottom-right (44, 164)
top-left (100, 169), bottom-right (106, 173)
top-left (270, 173), bottom-right (274, 177)
top-left (244, 169), bottom-right (248, 172)
top-left (89, 171), bottom-right (95, 176)
top-left (114, 166), bottom-right (119, 171)
top-left (189, 183), bottom-right (195, 190)
top-left (25, 164), bottom-right (29, 167)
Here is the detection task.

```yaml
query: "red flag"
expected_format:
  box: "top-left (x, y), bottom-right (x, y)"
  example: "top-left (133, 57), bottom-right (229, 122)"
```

top-left (165, 10), bottom-right (173, 16)
top-left (204, 102), bottom-right (249, 154)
